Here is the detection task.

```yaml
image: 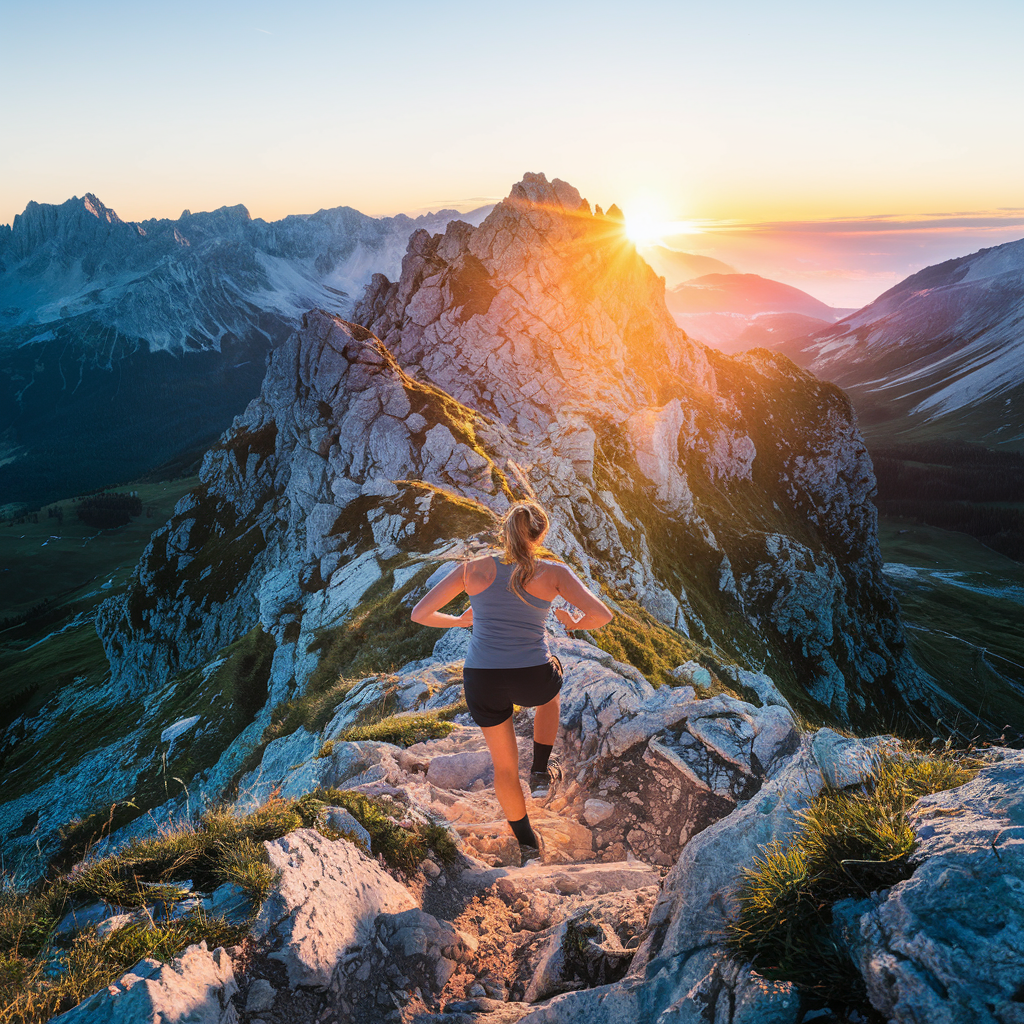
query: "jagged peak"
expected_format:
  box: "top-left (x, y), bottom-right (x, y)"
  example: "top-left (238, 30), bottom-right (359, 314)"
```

top-left (355, 173), bottom-right (708, 434)
top-left (507, 171), bottom-right (587, 213)
top-left (80, 192), bottom-right (122, 224)
top-left (210, 203), bottom-right (252, 221)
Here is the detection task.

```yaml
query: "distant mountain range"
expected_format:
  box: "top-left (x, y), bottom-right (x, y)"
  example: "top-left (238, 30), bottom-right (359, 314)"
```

top-left (656, 271), bottom-right (854, 353)
top-left (0, 195), bottom-right (489, 504)
top-left (783, 236), bottom-right (1024, 449)
top-left (638, 245), bottom-right (736, 286)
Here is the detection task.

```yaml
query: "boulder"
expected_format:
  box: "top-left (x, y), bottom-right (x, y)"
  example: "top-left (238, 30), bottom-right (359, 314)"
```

top-left (322, 806), bottom-right (372, 850)
top-left (853, 752), bottom-right (1024, 1023)
top-left (514, 889), bottom-right (659, 1004)
top-left (548, 643), bottom-right (800, 865)
top-left (205, 882), bottom-right (253, 926)
top-left (327, 906), bottom-right (468, 1017)
top-left (426, 750), bottom-right (494, 790)
top-left (512, 728), bottom-right (893, 1024)
top-left (252, 828), bottom-right (415, 988)
top-left (50, 942), bottom-right (237, 1024)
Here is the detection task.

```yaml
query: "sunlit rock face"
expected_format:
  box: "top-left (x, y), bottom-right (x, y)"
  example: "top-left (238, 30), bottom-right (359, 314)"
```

top-left (98, 174), bottom-right (925, 760)
top-left (357, 174), bottom-right (714, 433)
top-left (356, 173), bottom-right (925, 724)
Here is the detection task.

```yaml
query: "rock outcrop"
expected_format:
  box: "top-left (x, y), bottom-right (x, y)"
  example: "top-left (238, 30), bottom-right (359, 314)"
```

top-left (43, 637), bottom-right (919, 1024)
top-left (852, 750), bottom-right (1024, 1023)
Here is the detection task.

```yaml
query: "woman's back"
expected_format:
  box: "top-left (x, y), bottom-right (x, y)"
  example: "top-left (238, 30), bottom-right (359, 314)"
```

top-left (463, 556), bottom-right (552, 669)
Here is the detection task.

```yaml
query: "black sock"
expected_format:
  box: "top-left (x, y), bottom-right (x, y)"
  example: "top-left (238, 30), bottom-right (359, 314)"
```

top-left (531, 742), bottom-right (553, 774)
top-left (509, 814), bottom-right (537, 847)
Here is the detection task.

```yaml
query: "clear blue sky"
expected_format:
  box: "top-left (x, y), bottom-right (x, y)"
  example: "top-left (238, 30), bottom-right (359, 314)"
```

top-left (2, 0), bottom-right (1022, 304)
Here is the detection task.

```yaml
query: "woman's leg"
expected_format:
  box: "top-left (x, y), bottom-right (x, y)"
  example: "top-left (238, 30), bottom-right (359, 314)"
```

top-left (480, 716), bottom-right (526, 822)
top-left (532, 691), bottom-right (560, 746)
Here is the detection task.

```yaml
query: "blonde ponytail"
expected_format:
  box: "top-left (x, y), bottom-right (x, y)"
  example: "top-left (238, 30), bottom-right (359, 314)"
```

top-left (497, 500), bottom-right (549, 599)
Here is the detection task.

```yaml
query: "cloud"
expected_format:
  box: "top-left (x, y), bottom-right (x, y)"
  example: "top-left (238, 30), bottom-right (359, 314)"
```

top-left (700, 211), bottom-right (1024, 236)
top-left (661, 211), bottom-right (1024, 308)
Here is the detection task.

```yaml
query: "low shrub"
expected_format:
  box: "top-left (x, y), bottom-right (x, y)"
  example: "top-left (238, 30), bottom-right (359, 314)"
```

top-left (725, 746), bottom-right (979, 1007)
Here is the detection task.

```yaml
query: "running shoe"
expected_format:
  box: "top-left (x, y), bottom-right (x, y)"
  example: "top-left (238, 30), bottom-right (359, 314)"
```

top-left (529, 756), bottom-right (562, 797)
top-left (518, 829), bottom-right (545, 866)
top-left (518, 842), bottom-right (542, 866)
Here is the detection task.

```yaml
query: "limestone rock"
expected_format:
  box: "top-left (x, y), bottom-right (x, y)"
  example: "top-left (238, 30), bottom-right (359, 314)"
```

top-left (426, 750), bottom-right (494, 790)
top-left (205, 882), bottom-right (253, 926)
top-left (10, 168), bottom-right (932, 885)
top-left (516, 890), bottom-right (657, 1004)
top-left (50, 942), bottom-right (237, 1024)
top-left (244, 977), bottom-right (277, 1013)
top-left (853, 753), bottom-right (1024, 1023)
top-left (329, 906), bottom-right (468, 1017)
top-left (252, 828), bottom-right (415, 988)
top-left (322, 807), bottom-right (373, 849)
top-left (548, 640), bottom-right (801, 865)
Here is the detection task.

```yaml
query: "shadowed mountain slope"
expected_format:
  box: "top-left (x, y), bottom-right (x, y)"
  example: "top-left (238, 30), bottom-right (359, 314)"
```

top-left (0, 194), bottom-right (489, 504)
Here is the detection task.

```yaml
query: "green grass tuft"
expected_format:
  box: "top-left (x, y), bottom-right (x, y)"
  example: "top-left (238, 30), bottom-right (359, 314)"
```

top-left (725, 745), bottom-right (980, 1007)
top-left (296, 787), bottom-right (457, 873)
top-left (340, 711), bottom-right (457, 747)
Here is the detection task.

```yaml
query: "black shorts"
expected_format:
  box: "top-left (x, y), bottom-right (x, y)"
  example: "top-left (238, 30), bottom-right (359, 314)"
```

top-left (462, 656), bottom-right (564, 728)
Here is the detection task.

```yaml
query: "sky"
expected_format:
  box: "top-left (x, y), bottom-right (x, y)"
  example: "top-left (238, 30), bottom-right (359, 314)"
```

top-left (1, 0), bottom-right (1023, 307)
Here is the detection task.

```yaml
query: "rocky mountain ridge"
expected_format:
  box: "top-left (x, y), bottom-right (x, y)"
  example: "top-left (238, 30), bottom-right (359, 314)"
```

top-left (1, 173), bottom-right (947, 886)
top-left (0, 193), bottom-right (489, 504)
top-left (1, 173), bottom-right (1000, 1024)
top-left (0, 193), bottom-right (490, 351)
top-left (40, 639), bottom-right (1023, 1024)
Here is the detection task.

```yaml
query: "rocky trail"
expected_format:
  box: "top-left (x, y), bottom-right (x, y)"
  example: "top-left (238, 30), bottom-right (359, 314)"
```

top-left (51, 633), bottom-right (1024, 1024)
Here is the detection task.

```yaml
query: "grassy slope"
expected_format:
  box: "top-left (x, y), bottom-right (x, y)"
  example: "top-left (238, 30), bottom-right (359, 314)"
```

top-left (0, 478), bottom-right (199, 623)
top-left (0, 477), bottom-right (198, 715)
top-left (877, 517), bottom-right (1024, 737)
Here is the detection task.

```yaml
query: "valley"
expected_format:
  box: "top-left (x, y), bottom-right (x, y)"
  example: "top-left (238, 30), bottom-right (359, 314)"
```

top-left (877, 517), bottom-right (1024, 742)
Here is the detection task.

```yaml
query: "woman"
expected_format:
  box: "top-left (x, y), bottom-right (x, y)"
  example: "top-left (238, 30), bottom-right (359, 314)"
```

top-left (411, 500), bottom-right (614, 862)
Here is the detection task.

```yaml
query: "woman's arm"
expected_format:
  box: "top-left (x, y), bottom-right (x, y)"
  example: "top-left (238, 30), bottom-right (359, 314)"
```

top-left (410, 563), bottom-right (473, 628)
top-left (551, 565), bottom-right (614, 631)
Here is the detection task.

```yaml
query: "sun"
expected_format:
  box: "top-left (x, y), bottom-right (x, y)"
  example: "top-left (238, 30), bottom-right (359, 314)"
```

top-left (624, 211), bottom-right (668, 246)
top-left (623, 198), bottom-right (701, 247)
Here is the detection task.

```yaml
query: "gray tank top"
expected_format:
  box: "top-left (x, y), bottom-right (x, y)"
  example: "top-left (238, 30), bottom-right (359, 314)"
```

top-left (463, 556), bottom-right (552, 669)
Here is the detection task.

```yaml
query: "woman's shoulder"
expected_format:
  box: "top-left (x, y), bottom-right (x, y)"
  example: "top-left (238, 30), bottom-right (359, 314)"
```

top-left (465, 553), bottom-right (498, 576)
top-left (535, 558), bottom-right (567, 577)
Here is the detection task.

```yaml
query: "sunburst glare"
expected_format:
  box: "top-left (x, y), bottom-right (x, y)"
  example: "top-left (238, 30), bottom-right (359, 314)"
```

top-left (623, 198), bottom-right (702, 247)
